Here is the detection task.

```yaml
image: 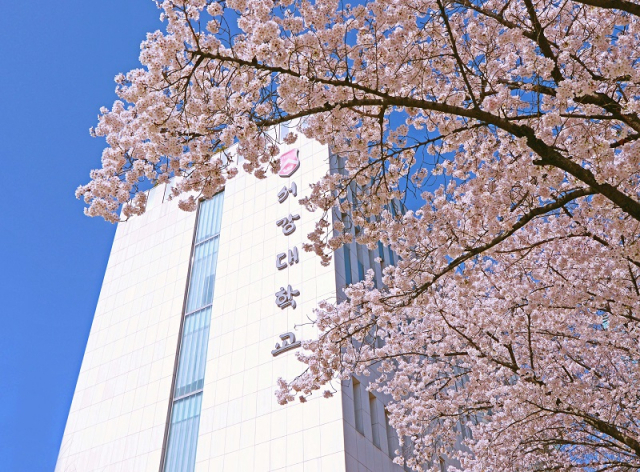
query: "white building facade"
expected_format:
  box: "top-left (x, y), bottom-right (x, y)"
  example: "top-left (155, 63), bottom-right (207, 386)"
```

top-left (56, 134), bottom-right (406, 472)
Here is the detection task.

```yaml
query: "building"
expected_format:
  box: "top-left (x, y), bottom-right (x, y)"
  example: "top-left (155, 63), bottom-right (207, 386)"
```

top-left (56, 133), bottom-right (406, 472)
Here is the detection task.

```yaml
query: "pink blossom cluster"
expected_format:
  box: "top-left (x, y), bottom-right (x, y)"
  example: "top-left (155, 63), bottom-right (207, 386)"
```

top-left (81, 0), bottom-right (640, 469)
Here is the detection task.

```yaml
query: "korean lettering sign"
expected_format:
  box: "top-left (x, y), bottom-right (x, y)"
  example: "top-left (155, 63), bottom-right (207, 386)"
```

top-left (272, 149), bottom-right (304, 357)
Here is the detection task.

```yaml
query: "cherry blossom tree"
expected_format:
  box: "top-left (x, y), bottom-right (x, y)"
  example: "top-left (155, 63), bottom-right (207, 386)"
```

top-left (78, 0), bottom-right (640, 469)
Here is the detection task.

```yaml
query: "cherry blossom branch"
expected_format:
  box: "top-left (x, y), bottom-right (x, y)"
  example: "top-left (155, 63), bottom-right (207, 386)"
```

top-left (188, 50), bottom-right (640, 221)
top-left (407, 187), bottom-right (595, 299)
top-left (572, 0), bottom-right (640, 17)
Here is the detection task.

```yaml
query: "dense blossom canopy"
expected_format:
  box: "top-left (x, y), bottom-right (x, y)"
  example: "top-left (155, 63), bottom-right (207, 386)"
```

top-left (79, 0), bottom-right (640, 470)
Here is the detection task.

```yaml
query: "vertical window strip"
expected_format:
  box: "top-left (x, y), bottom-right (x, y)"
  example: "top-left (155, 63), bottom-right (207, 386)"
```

top-left (385, 409), bottom-right (400, 460)
top-left (353, 378), bottom-right (364, 435)
top-left (368, 248), bottom-right (378, 288)
top-left (343, 245), bottom-right (352, 286)
top-left (163, 193), bottom-right (224, 472)
top-left (369, 393), bottom-right (381, 449)
top-left (378, 241), bottom-right (385, 266)
top-left (357, 259), bottom-right (365, 283)
top-left (356, 244), bottom-right (367, 283)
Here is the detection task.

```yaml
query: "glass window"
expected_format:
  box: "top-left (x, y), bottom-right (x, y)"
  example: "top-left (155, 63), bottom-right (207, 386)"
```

top-left (174, 307), bottom-right (212, 398)
top-left (163, 393), bottom-right (203, 472)
top-left (185, 237), bottom-right (220, 313)
top-left (163, 192), bottom-right (224, 472)
top-left (196, 193), bottom-right (224, 243)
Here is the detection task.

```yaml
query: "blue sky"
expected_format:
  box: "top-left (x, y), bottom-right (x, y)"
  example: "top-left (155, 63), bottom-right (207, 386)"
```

top-left (0, 2), bottom-right (164, 470)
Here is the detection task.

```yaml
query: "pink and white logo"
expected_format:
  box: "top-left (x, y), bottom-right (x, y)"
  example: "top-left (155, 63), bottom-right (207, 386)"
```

top-left (278, 149), bottom-right (300, 178)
